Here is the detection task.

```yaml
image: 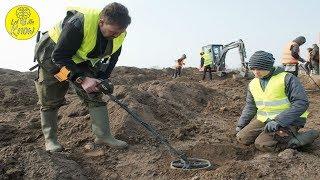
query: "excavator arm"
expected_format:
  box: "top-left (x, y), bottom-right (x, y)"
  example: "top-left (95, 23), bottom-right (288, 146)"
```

top-left (201, 39), bottom-right (250, 77)
top-left (218, 39), bottom-right (249, 77)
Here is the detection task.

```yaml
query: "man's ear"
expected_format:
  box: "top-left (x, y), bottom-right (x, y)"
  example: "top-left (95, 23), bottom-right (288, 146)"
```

top-left (99, 19), bottom-right (104, 27)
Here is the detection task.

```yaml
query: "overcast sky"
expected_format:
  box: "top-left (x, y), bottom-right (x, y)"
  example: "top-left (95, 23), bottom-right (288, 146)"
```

top-left (1, 0), bottom-right (319, 71)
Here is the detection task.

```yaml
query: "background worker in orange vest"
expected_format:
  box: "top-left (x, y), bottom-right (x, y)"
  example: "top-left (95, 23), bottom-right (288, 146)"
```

top-left (172, 54), bottom-right (186, 78)
top-left (281, 36), bottom-right (307, 76)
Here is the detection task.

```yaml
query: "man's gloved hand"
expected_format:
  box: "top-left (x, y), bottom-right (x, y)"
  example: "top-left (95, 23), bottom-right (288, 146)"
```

top-left (264, 119), bottom-right (280, 133)
top-left (99, 79), bottom-right (114, 94)
top-left (80, 77), bottom-right (101, 94)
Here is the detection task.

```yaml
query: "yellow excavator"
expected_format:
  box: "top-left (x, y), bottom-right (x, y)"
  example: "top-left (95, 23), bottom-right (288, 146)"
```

top-left (201, 39), bottom-right (249, 77)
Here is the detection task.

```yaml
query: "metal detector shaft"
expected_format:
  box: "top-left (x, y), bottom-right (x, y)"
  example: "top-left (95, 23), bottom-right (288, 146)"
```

top-left (107, 94), bottom-right (188, 161)
top-left (299, 64), bottom-right (320, 90)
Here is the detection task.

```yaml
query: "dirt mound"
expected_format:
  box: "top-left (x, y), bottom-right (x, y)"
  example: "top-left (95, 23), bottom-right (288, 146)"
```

top-left (299, 74), bottom-right (320, 90)
top-left (0, 68), bottom-right (37, 112)
top-left (1, 67), bottom-right (320, 179)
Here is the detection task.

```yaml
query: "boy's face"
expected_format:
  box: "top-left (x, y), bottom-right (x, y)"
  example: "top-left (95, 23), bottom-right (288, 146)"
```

top-left (251, 68), bottom-right (270, 78)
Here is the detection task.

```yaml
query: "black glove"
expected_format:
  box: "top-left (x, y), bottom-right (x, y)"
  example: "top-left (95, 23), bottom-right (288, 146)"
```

top-left (99, 79), bottom-right (114, 94)
top-left (309, 62), bottom-right (314, 69)
top-left (304, 61), bottom-right (310, 67)
top-left (264, 119), bottom-right (279, 133)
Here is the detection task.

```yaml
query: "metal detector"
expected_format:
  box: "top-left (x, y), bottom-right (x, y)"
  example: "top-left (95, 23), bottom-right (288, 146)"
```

top-left (100, 83), bottom-right (212, 170)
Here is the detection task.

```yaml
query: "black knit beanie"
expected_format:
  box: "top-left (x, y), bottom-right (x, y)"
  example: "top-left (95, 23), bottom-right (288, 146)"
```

top-left (249, 51), bottom-right (275, 71)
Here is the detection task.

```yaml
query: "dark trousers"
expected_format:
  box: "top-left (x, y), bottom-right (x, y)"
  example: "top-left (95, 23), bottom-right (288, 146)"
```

top-left (173, 67), bottom-right (181, 78)
top-left (304, 62), bottom-right (313, 75)
top-left (311, 61), bottom-right (319, 75)
top-left (202, 65), bottom-right (212, 80)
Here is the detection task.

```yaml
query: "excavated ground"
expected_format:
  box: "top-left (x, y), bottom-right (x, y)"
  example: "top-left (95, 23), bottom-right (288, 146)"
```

top-left (1, 67), bottom-right (320, 179)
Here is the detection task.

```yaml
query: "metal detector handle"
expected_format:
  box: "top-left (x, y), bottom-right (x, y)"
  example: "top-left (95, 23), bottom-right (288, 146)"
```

top-left (107, 94), bottom-right (188, 161)
top-left (36, 31), bottom-right (41, 43)
top-left (30, 31), bottom-right (42, 71)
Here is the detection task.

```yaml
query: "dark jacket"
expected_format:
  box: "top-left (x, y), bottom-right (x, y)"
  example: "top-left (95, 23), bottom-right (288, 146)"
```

top-left (311, 44), bottom-right (319, 62)
top-left (237, 67), bottom-right (309, 128)
top-left (200, 58), bottom-right (204, 67)
top-left (37, 10), bottom-right (121, 81)
top-left (291, 36), bottom-right (306, 62)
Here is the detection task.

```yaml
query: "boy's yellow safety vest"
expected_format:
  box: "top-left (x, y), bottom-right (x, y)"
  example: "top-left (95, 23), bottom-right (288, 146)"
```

top-left (249, 72), bottom-right (308, 122)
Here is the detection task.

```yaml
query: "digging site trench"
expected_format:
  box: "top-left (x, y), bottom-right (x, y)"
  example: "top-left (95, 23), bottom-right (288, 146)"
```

top-left (1, 67), bottom-right (320, 179)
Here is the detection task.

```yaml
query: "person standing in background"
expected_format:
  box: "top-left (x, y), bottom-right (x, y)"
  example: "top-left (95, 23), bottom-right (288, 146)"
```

top-left (200, 50), bottom-right (213, 80)
top-left (281, 36), bottom-right (306, 76)
top-left (173, 54), bottom-right (186, 78)
top-left (310, 44), bottom-right (319, 75)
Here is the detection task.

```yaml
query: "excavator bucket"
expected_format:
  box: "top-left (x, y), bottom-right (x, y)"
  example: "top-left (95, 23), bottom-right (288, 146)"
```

top-left (239, 62), bottom-right (250, 78)
top-left (239, 70), bottom-right (248, 78)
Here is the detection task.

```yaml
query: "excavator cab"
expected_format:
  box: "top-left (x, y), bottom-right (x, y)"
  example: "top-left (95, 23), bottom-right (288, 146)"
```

top-left (201, 39), bottom-right (249, 77)
top-left (202, 44), bottom-right (224, 71)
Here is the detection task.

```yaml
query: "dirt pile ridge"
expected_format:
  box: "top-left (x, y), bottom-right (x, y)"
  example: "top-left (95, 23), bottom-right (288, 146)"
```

top-left (1, 67), bottom-right (320, 179)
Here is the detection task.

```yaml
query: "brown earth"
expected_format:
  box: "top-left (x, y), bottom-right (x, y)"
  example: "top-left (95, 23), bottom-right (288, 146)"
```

top-left (1, 67), bottom-right (320, 180)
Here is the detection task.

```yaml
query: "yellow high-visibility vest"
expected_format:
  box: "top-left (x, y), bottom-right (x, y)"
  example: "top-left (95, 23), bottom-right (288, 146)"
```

top-left (249, 71), bottom-right (308, 122)
top-left (203, 52), bottom-right (213, 66)
top-left (49, 7), bottom-right (126, 66)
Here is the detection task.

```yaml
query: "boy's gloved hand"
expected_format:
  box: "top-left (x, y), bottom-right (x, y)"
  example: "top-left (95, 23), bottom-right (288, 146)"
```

top-left (264, 119), bottom-right (280, 132)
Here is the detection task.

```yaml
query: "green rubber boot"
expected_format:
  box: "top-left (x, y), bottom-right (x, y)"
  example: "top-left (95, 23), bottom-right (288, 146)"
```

top-left (288, 129), bottom-right (320, 149)
top-left (89, 106), bottom-right (128, 148)
top-left (40, 110), bottom-right (63, 152)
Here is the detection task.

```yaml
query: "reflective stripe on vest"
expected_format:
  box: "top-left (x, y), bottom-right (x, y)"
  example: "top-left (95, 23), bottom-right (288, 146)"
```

top-left (48, 7), bottom-right (126, 66)
top-left (203, 53), bottom-right (213, 66)
top-left (281, 41), bottom-right (299, 65)
top-left (249, 71), bottom-right (308, 122)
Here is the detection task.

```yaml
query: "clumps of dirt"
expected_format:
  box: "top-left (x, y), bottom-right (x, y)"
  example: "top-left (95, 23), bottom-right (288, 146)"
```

top-left (0, 124), bottom-right (17, 147)
top-left (173, 123), bottom-right (199, 140)
top-left (1, 67), bottom-right (320, 179)
top-left (201, 78), bottom-right (247, 116)
top-left (111, 66), bottom-right (169, 86)
top-left (201, 149), bottom-right (320, 179)
top-left (299, 74), bottom-right (320, 90)
top-left (23, 150), bottom-right (87, 179)
top-left (0, 68), bottom-right (37, 112)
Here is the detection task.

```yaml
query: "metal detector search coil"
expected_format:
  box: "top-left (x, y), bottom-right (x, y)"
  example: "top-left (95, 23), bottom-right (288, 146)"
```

top-left (170, 158), bottom-right (212, 170)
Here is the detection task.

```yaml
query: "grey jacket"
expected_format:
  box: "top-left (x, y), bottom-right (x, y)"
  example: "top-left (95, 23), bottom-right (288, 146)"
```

top-left (237, 67), bottom-right (309, 128)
